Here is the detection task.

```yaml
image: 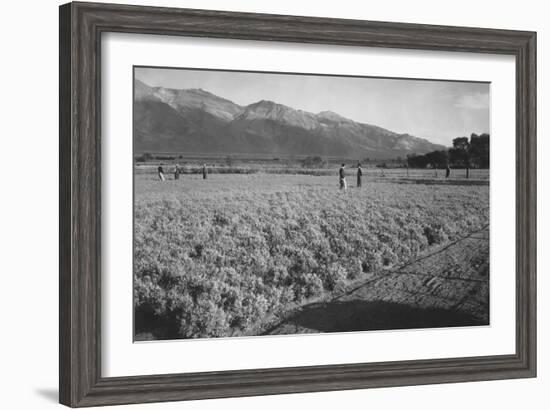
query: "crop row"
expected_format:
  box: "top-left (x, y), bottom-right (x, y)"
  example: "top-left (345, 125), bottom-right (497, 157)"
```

top-left (134, 181), bottom-right (489, 339)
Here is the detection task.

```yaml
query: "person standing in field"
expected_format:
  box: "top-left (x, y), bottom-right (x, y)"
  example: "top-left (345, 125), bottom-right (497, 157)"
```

top-left (339, 163), bottom-right (347, 190)
top-left (356, 163), bottom-right (363, 187)
top-left (157, 165), bottom-right (165, 181)
top-left (445, 164), bottom-right (451, 178)
top-left (202, 163), bottom-right (207, 180)
top-left (174, 164), bottom-right (180, 180)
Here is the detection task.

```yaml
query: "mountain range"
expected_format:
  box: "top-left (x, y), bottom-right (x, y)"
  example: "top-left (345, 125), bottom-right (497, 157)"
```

top-left (134, 79), bottom-right (445, 159)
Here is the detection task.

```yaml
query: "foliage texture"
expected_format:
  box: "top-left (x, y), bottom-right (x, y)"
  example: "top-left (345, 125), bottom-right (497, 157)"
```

top-left (134, 174), bottom-right (489, 339)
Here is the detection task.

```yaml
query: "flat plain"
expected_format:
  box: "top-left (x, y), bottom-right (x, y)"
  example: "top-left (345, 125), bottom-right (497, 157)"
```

top-left (134, 170), bottom-right (489, 340)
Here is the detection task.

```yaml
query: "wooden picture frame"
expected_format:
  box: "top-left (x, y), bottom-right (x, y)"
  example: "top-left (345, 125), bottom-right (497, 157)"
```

top-left (59, 1), bottom-right (536, 407)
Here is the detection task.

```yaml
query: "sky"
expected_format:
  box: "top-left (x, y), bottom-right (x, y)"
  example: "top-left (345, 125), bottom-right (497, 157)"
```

top-left (135, 66), bottom-right (490, 147)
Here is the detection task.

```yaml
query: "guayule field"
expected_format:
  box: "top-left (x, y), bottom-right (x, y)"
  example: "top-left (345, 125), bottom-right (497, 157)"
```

top-left (134, 173), bottom-right (489, 340)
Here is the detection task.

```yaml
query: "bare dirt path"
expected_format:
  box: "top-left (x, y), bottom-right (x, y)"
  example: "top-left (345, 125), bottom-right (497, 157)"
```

top-left (265, 226), bottom-right (489, 335)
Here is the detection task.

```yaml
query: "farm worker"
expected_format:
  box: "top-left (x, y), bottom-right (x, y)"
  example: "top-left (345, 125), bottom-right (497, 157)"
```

top-left (445, 164), bottom-right (451, 178)
top-left (174, 164), bottom-right (180, 180)
top-left (157, 166), bottom-right (165, 181)
top-left (356, 163), bottom-right (363, 187)
top-left (202, 163), bottom-right (208, 179)
top-left (339, 163), bottom-right (347, 190)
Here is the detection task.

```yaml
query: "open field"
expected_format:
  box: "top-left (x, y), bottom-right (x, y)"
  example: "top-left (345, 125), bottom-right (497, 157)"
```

top-left (136, 162), bottom-right (490, 180)
top-left (134, 172), bottom-right (489, 340)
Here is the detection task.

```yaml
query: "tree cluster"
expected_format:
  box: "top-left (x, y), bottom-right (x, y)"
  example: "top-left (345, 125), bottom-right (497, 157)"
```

top-left (407, 133), bottom-right (489, 169)
top-left (301, 156), bottom-right (328, 168)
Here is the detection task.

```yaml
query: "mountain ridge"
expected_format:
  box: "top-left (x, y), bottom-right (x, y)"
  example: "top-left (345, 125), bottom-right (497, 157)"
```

top-left (134, 79), bottom-right (446, 158)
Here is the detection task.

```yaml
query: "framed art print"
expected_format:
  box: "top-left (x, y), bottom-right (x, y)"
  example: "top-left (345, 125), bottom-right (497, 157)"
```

top-left (59, 2), bottom-right (536, 407)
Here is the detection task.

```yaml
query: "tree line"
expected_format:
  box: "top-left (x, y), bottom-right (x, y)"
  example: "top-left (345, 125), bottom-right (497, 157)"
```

top-left (407, 133), bottom-right (489, 171)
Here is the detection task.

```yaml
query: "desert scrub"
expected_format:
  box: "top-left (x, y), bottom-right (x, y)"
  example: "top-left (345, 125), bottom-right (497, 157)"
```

top-left (134, 174), bottom-right (489, 339)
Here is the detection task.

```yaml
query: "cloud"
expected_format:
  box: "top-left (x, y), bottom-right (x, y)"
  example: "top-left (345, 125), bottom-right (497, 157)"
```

top-left (454, 91), bottom-right (490, 110)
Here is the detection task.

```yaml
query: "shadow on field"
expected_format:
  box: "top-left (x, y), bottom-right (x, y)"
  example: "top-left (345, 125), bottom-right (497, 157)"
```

top-left (134, 308), bottom-right (180, 341)
top-left (281, 300), bottom-right (486, 333)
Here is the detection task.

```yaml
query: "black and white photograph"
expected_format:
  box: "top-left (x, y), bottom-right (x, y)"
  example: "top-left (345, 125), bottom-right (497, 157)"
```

top-left (133, 66), bottom-right (490, 341)
top-left (0, 0), bottom-right (542, 408)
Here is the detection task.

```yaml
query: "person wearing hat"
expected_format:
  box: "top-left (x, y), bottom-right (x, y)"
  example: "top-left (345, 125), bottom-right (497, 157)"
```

top-left (356, 163), bottom-right (363, 187)
top-left (157, 165), bottom-right (165, 181)
top-left (339, 163), bottom-right (347, 190)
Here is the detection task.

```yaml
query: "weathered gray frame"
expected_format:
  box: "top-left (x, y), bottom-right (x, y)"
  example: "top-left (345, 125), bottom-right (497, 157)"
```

top-left (59, 1), bottom-right (536, 407)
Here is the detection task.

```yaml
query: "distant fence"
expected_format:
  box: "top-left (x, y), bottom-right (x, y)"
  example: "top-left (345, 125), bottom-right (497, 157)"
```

top-left (361, 168), bottom-right (490, 180)
top-left (136, 165), bottom-right (489, 180)
top-left (137, 166), bottom-right (333, 176)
